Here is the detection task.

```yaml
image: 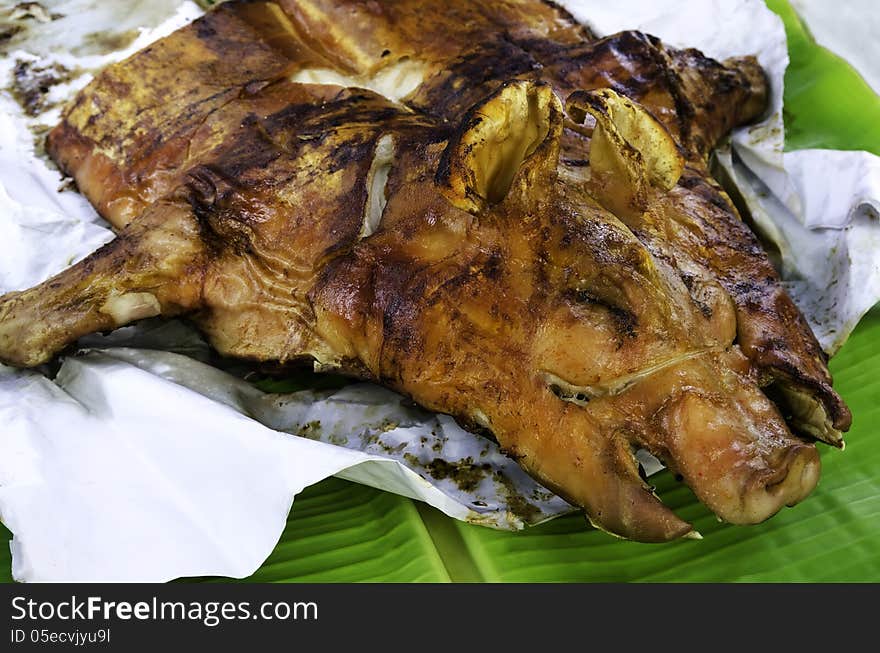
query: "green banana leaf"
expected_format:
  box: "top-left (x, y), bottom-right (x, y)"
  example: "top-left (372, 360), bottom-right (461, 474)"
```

top-left (2, 0), bottom-right (878, 583)
top-left (768, 0), bottom-right (880, 155)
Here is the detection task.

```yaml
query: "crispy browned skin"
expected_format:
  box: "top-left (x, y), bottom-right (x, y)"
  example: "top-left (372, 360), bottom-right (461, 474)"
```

top-left (0, 0), bottom-right (850, 541)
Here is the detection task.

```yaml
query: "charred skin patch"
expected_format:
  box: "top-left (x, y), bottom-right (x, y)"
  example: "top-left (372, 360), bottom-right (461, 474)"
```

top-left (408, 37), bottom-right (541, 119)
top-left (10, 59), bottom-right (75, 116)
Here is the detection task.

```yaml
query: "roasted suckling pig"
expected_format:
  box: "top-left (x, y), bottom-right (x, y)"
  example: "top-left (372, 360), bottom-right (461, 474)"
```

top-left (0, 0), bottom-right (851, 541)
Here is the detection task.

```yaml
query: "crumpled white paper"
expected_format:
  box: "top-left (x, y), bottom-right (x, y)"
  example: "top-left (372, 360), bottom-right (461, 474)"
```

top-left (0, 0), bottom-right (878, 582)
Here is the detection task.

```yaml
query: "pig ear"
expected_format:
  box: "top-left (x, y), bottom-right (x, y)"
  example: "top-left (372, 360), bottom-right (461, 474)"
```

top-left (437, 80), bottom-right (562, 214)
top-left (565, 88), bottom-right (683, 218)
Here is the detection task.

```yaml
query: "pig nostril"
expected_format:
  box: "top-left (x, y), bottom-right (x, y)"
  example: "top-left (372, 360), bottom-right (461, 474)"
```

top-left (764, 445), bottom-right (818, 493)
top-left (785, 445), bottom-right (820, 505)
top-left (739, 444), bottom-right (820, 523)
